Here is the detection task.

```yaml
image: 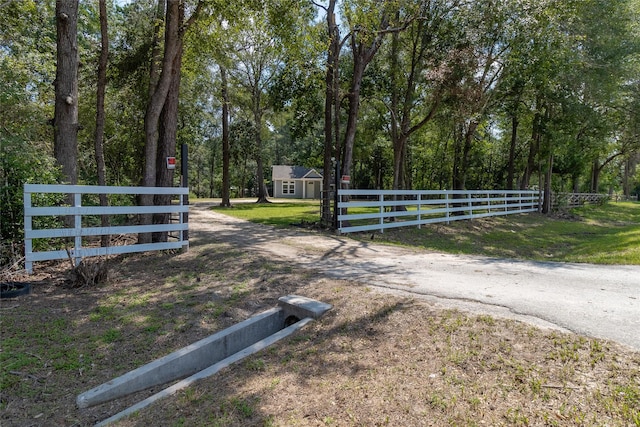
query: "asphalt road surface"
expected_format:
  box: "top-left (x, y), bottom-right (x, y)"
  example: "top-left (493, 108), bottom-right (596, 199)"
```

top-left (190, 204), bottom-right (640, 351)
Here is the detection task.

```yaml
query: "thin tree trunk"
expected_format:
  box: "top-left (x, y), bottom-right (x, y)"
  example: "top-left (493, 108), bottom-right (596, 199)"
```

top-left (521, 107), bottom-right (542, 190)
top-left (209, 143), bottom-right (215, 198)
top-left (331, 19), bottom-right (341, 226)
top-left (220, 66), bottom-right (231, 207)
top-left (507, 115), bottom-right (518, 190)
top-left (254, 97), bottom-right (269, 203)
top-left (322, 0), bottom-right (338, 226)
top-left (542, 153), bottom-right (553, 214)
top-left (148, 0), bottom-right (166, 97)
top-left (462, 122), bottom-right (477, 187)
top-left (590, 160), bottom-right (600, 193)
top-left (590, 152), bottom-right (624, 193)
top-left (624, 154), bottom-right (640, 198)
top-left (452, 122), bottom-right (477, 191)
top-left (390, 27), bottom-right (401, 191)
top-left (341, 17), bottom-right (388, 185)
top-left (389, 16), bottom-right (441, 195)
top-left (95, 0), bottom-right (109, 247)
top-left (342, 57), bottom-right (366, 183)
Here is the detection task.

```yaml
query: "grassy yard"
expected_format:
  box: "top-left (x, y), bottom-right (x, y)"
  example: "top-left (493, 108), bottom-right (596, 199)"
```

top-left (212, 200), bottom-right (640, 265)
top-left (1, 199), bottom-right (638, 426)
top-left (210, 200), bottom-right (323, 227)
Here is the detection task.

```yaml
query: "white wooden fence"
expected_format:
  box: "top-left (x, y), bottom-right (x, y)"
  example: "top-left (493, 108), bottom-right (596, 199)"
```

top-left (337, 189), bottom-right (540, 234)
top-left (23, 184), bottom-right (189, 273)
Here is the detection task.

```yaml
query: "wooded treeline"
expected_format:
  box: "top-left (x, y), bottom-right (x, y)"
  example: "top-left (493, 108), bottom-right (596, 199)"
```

top-left (2, 0), bottom-right (640, 243)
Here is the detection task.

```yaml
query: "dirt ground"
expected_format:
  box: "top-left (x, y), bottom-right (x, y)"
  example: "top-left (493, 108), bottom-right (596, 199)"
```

top-left (1, 206), bottom-right (639, 426)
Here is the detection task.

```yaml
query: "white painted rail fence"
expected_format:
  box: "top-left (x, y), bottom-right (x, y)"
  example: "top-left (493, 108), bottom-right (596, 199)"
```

top-left (337, 189), bottom-right (540, 234)
top-left (24, 184), bottom-right (189, 273)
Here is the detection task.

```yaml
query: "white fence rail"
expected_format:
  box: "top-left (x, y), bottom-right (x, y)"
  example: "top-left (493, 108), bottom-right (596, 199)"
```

top-left (24, 184), bottom-right (189, 273)
top-left (337, 189), bottom-right (540, 234)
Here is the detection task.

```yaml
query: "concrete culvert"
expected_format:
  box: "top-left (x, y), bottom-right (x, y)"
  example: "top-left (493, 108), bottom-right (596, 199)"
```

top-left (284, 315), bottom-right (300, 327)
top-left (79, 295), bottom-right (332, 427)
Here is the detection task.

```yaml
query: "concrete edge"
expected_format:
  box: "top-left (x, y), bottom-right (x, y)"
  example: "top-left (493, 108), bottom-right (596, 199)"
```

top-left (77, 307), bottom-right (282, 409)
top-left (95, 317), bottom-right (315, 427)
top-left (278, 295), bottom-right (332, 320)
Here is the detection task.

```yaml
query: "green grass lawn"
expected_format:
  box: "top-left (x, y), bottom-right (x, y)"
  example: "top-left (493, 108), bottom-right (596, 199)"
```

top-left (210, 200), bottom-right (323, 227)
top-left (210, 200), bottom-right (640, 265)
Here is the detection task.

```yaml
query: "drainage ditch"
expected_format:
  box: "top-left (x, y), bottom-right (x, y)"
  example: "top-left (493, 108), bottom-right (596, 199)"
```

top-left (77, 295), bottom-right (331, 426)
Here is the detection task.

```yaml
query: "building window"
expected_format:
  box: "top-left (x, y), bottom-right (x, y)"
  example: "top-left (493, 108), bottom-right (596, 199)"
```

top-left (282, 181), bottom-right (295, 194)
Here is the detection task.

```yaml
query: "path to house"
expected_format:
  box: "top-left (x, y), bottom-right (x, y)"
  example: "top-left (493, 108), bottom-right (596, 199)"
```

top-left (189, 202), bottom-right (640, 351)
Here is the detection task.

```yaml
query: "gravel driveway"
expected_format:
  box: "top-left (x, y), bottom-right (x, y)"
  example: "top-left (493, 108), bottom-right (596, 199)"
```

top-left (190, 203), bottom-right (640, 351)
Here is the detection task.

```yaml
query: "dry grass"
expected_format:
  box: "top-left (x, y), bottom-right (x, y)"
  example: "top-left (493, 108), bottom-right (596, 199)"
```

top-left (2, 236), bottom-right (639, 427)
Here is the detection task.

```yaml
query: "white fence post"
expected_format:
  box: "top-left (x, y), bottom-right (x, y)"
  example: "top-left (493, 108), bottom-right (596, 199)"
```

top-left (73, 192), bottom-right (82, 267)
top-left (417, 194), bottom-right (422, 229)
top-left (379, 194), bottom-right (384, 233)
top-left (24, 191), bottom-right (33, 274)
top-left (445, 192), bottom-right (450, 225)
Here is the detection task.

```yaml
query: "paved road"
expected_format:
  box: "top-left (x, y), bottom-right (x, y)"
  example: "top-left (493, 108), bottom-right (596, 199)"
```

top-left (190, 204), bottom-right (640, 351)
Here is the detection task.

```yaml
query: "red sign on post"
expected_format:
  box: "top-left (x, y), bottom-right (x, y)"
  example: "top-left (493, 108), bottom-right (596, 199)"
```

top-left (341, 175), bottom-right (350, 184)
top-left (166, 157), bottom-right (176, 170)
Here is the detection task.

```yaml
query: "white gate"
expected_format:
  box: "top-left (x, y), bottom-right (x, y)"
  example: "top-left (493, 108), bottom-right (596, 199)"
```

top-left (337, 189), bottom-right (540, 234)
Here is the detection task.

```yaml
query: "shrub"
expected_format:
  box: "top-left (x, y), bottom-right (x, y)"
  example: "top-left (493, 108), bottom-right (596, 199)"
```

top-left (0, 135), bottom-right (62, 266)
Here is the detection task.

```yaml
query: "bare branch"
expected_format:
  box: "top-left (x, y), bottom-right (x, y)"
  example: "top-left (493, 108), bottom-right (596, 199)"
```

top-left (183, 0), bottom-right (205, 32)
top-left (311, 0), bottom-right (327, 12)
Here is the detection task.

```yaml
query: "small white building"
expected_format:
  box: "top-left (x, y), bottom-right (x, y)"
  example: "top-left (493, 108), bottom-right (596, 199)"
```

top-left (272, 165), bottom-right (323, 199)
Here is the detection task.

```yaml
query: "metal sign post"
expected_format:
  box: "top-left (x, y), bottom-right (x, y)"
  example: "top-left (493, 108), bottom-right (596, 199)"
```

top-left (333, 160), bottom-right (340, 230)
top-left (181, 144), bottom-right (189, 246)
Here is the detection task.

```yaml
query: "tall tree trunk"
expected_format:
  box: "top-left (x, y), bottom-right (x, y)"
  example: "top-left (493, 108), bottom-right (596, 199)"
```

top-left (148, 0), bottom-right (166, 98)
top-left (390, 27), bottom-right (401, 191)
top-left (461, 123), bottom-right (476, 188)
top-left (331, 15), bottom-right (341, 226)
top-left (341, 18), bottom-right (388, 185)
top-left (506, 81), bottom-right (524, 190)
top-left (452, 121), bottom-right (478, 191)
top-left (452, 126), bottom-right (464, 191)
top-left (139, 0), bottom-right (182, 243)
top-left (94, 0), bottom-right (109, 247)
top-left (521, 106), bottom-right (542, 190)
top-left (322, 0), bottom-right (339, 226)
top-left (590, 160), bottom-right (600, 193)
top-left (220, 66), bottom-right (231, 207)
top-left (342, 57), bottom-right (365, 184)
top-left (54, 0), bottom-right (79, 188)
top-left (623, 154), bottom-right (640, 198)
top-left (590, 152), bottom-right (623, 194)
top-left (153, 24), bottom-right (184, 243)
top-left (139, 0), bottom-right (203, 242)
top-left (209, 142), bottom-right (215, 198)
top-left (241, 156), bottom-right (247, 197)
top-left (254, 87), bottom-right (269, 203)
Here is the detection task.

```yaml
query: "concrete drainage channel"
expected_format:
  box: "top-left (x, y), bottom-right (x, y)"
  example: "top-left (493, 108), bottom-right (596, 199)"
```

top-left (78, 295), bottom-right (332, 426)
